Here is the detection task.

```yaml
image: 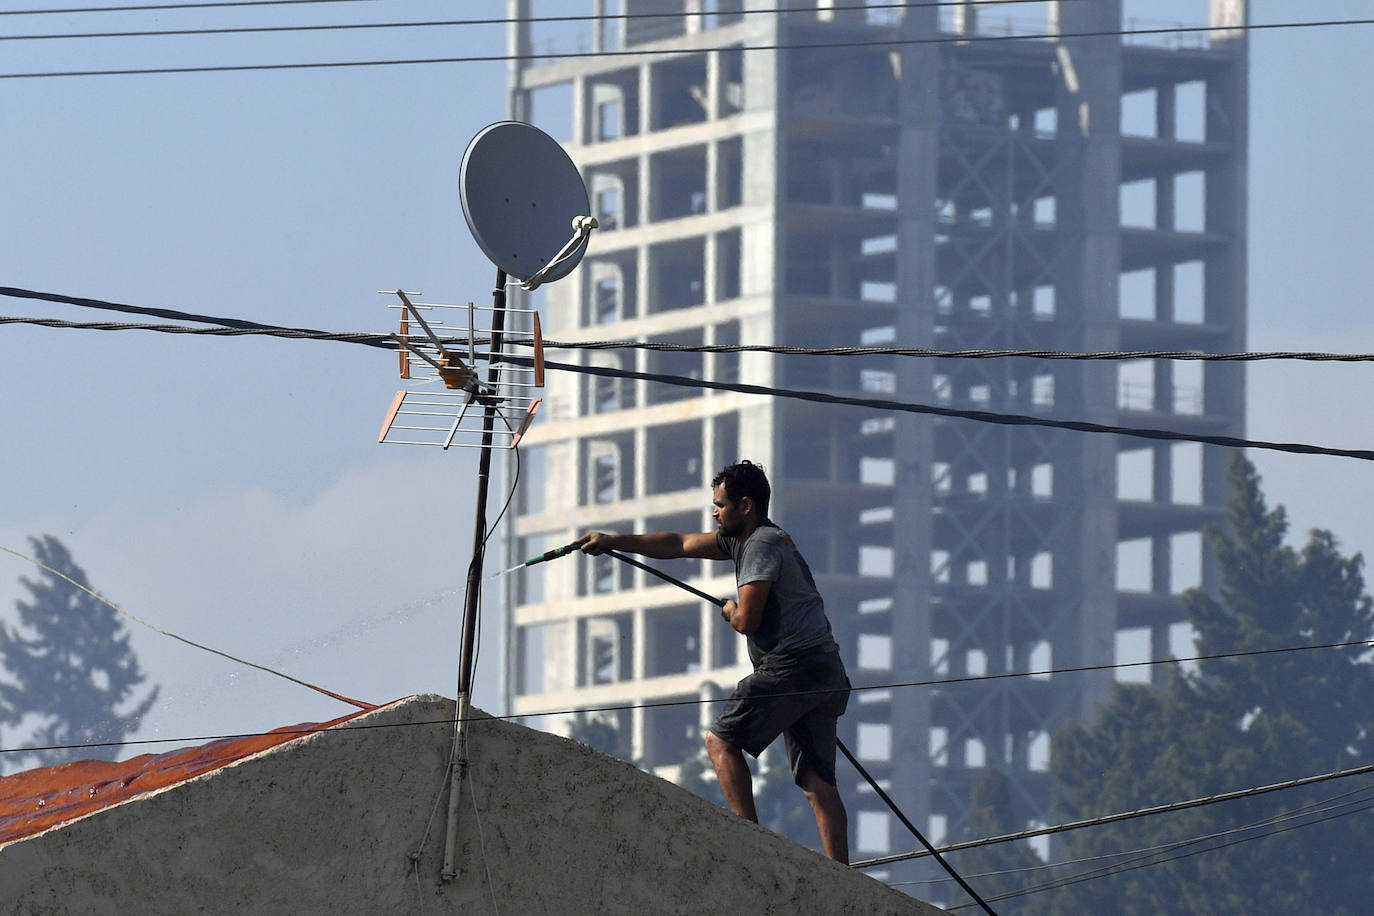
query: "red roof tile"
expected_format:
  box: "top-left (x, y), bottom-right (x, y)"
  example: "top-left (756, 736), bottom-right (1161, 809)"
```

top-left (0, 708), bottom-right (370, 846)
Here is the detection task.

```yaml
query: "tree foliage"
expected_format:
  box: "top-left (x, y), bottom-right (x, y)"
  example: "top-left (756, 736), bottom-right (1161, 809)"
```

top-left (0, 536), bottom-right (159, 771)
top-left (566, 710), bottom-right (635, 763)
top-left (946, 768), bottom-right (1049, 911)
top-left (1025, 456), bottom-right (1374, 914)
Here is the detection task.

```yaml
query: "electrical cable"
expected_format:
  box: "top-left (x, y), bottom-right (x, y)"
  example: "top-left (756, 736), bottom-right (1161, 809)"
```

top-left (0, 633), bottom-right (1368, 756)
top-left (2, 1), bottom-right (1073, 41)
top-left (0, 315), bottom-right (395, 346)
top-left (4, 680), bottom-right (1372, 891)
top-left (4, 17), bottom-right (1369, 80)
top-left (0, 542), bottom-right (376, 711)
top-left (2, 0), bottom-right (380, 15)
top-left (889, 780), bottom-right (1374, 889)
top-left (838, 736), bottom-right (999, 914)
top-left (12, 311), bottom-right (1374, 365)
top-left (851, 760), bottom-right (1374, 869)
top-left (956, 793), bottom-right (1374, 909)
top-left (0, 0), bottom-right (1060, 20)
top-left (0, 286), bottom-right (379, 341)
top-left (536, 337), bottom-right (1374, 365)
top-left (5, 299), bottom-right (1371, 462)
top-left (520, 354), bottom-right (1374, 462)
top-left (1, 629), bottom-right (1367, 755)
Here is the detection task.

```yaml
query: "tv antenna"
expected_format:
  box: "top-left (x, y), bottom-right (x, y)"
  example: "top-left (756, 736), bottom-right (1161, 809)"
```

top-left (375, 121), bottom-right (595, 882)
top-left (377, 290), bottom-right (544, 452)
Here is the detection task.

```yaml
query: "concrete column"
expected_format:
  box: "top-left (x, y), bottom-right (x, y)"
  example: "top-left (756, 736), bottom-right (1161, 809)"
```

top-left (705, 47), bottom-right (722, 121)
top-left (572, 75), bottom-right (588, 147)
top-left (887, 3), bottom-right (940, 888)
top-left (632, 608), bottom-right (648, 757)
top-left (640, 61), bottom-right (657, 134)
top-left (1051, 0), bottom-right (1123, 719)
top-left (506, 0), bottom-right (532, 119)
top-left (1201, 23), bottom-right (1248, 591)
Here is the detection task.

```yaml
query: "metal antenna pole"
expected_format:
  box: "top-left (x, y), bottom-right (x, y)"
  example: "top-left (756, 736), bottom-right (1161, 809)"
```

top-left (440, 267), bottom-right (509, 881)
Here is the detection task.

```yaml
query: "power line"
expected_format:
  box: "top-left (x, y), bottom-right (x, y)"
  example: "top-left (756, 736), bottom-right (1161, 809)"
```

top-left (955, 791), bottom-right (1374, 909)
top-left (1, 0), bottom-right (379, 15)
top-left (0, 286), bottom-right (386, 341)
top-left (2, 636), bottom-right (1367, 757)
top-left (531, 354), bottom-right (1374, 462)
top-left (540, 337), bottom-right (1374, 364)
top-left (0, 542), bottom-right (376, 711)
top-left (0, 314), bottom-right (392, 346)
top-left (11, 310), bottom-right (1374, 366)
top-left (4, 17), bottom-right (1371, 80)
top-left (1, 1), bottom-right (1064, 39)
top-left (891, 782), bottom-right (1374, 890)
top-left (852, 759), bottom-right (1374, 870)
top-left (7, 693), bottom-right (1371, 885)
top-left (839, 737), bottom-right (1001, 914)
top-left (4, 291), bottom-right (1371, 461)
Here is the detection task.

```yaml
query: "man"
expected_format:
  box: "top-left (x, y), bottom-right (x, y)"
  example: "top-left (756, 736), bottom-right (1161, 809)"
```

top-left (576, 460), bottom-right (851, 862)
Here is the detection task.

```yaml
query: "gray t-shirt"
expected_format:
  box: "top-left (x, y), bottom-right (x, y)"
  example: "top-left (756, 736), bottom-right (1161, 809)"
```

top-left (717, 522), bottom-right (836, 659)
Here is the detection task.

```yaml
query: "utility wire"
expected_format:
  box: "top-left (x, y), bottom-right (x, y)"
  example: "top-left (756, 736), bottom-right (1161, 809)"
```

top-left (11, 309), bottom-right (1374, 365)
top-left (4, 289), bottom-right (1371, 461)
top-left (0, 286), bottom-right (375, 341)
top-left (4, 17), bottom-right (1369, 80)
top-left (525, 355), bottom-right (1374, 462)
top-left (0, 542), bottom-right (376, 711)
top-left (839, 736), bottom-right (1000, 914)
top-left (539, 337), bottom-right (1374, 364)
top-left (955, 792), bottom-right (1374, 909)
top-left (0, 314), bottom-right (392, 346)
top-left (7, 700), bottom-right (1373, 879)
top-left (892, 782), bottom-right (1374, 889)
top-left (2, 1), bottom-right (1068, 39)
top-left (1, 0), bottom-right (379, 15)
top-left (852, 760), bottom-right (1374, 869)
top-left (3, 637), bottom-right (1368, 757)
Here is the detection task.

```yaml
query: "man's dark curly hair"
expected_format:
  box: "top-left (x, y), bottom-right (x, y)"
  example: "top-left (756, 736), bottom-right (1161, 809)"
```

top-left (712, 460), bottom-right (770, 518)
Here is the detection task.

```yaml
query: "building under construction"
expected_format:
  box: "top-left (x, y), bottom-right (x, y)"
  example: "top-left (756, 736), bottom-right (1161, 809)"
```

top-left (501, 0), bottom-right (1247, 887)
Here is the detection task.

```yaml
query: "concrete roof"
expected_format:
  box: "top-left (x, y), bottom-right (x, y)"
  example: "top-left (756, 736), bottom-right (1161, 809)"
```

top-left (0, 709), bottom-right (369, 847)
top-left (0, 695), bottom-right (945, 914)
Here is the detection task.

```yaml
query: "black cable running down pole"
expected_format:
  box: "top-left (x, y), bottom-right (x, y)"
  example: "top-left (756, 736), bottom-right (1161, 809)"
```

top-left (836, 740), bottom-right (998, 915)
top-left (598, 549), bottom-right (997, 913)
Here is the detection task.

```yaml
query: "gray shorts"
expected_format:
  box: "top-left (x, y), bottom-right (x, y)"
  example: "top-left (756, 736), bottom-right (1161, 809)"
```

top-left (709, 646), bottom-right (850, 786)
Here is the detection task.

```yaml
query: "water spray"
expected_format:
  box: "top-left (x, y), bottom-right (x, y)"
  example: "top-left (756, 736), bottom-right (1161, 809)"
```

top-left (487, 541), bottom-right (581, 580)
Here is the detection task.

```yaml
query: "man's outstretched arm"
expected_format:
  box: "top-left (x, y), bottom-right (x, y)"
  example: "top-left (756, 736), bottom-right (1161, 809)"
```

top-left (576, 530), bottom-right (728, 561)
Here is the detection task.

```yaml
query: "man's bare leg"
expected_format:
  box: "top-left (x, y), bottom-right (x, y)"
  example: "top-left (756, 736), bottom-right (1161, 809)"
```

top-left (798, 767), bottom-right (849, 863)
top-left (705, 730), bottom-right (758, 822)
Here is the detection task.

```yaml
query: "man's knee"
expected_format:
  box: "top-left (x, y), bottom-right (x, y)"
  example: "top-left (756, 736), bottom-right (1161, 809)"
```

top-left (798, 766), bottom-right (840, 800)
top-left (705, 729), bottom-right (736, 758)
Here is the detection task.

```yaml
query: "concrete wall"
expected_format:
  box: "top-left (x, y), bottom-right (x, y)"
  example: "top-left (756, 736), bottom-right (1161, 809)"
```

top-left (0, 696), bottom-right (943, 915)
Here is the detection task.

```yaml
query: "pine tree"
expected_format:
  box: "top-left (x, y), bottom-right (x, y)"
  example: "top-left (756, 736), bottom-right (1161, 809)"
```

top-left (945, 768), bottom-right (1049, 912)
top-left (566, 710), bottom-right (634, 761)
top-left (1026, 456), bottom-right (1374, 914)
top-left (0, 535), bottom-right (159, 771)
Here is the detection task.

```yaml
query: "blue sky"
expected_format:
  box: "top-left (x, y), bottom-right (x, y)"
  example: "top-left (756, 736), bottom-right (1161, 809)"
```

top-left (2, 0), bottom-right (1373, 758)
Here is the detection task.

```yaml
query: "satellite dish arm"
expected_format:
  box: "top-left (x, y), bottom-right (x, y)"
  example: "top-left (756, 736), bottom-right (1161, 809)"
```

top-left (521, 215), bottom-right (598, 292)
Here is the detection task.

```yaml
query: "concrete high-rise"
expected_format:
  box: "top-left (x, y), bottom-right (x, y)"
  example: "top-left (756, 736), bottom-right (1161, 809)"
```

top-left (501, 0), bottom-right (1247, 886)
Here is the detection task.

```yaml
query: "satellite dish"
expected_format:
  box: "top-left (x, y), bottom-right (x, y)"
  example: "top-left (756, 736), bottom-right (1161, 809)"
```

top-left (459, 121), bottom-right (594, 288)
